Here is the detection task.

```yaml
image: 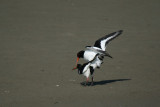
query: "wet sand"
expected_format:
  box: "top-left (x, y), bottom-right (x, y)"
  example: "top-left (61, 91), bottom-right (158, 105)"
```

top-left (0, 0), bottom-right (160, 107)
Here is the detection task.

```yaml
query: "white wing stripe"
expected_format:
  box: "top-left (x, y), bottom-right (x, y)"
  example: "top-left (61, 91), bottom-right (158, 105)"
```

top-left (100, 32), bottom-right (119, 51)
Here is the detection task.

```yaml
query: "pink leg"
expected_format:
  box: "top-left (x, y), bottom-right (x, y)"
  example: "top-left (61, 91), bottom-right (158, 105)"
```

top-left (85, 77), bottom-right (89, 86)
top-left (91, 77), bottom-right (94, 86)
top-left (87, 77), bottom-right (89, 82)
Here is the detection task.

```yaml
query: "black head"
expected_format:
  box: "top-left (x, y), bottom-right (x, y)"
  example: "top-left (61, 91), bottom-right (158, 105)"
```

top-left (77, 51), bottom-right (84, 58)
top-left (77, 64), bottom-right (82, 69)
top-left (73, 51), bottom-right (84, 70)
top-left (77, 64), bottom-right (83, 74)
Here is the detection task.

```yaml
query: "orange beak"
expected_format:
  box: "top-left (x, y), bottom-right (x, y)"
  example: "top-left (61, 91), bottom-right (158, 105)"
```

top-left (72, 57), bottom-right (79, 70)
top-left (72, 67), bottom-right (77, 70)
top-left (76, 57), bottom-right (79, 65)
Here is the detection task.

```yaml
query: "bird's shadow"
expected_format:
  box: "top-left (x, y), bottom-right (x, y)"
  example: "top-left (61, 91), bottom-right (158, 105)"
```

top-left (81, 79), bottom-right (131, 86)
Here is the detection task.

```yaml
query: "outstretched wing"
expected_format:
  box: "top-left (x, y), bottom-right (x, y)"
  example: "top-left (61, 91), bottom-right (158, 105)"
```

top-left (94, 30), bottom-right (123, 51)
top-left (86, 46), bottom-right (112, 58)
top-left (85, 46), bottom-right (107, 56)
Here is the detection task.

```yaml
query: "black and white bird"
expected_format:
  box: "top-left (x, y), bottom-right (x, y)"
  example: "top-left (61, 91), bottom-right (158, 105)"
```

top-left (73, 30), bottom-right (123, 69)
top-left (73, 54), bottom-right (102, 86)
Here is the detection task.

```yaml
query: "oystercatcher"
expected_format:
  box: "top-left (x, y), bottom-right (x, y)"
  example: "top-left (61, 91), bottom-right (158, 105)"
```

top-left (73, 30), bottom-right (123, 68)
top-left (73, 54), bottom-right (102, 86)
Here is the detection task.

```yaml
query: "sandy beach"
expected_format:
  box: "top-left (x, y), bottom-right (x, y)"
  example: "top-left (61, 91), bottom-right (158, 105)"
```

top-left (0, 0), bottom-right (160, 107)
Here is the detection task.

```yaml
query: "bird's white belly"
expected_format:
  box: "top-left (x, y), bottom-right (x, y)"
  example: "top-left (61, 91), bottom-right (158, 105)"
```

top-left (84, 50), bottom-right (97, 61)
top-left (83, 69), bottom-right (90, 78)
top-left (91, 57), bottom-right (103, 69)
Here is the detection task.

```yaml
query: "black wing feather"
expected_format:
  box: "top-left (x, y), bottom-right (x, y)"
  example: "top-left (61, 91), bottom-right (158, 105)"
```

top-left (94, 30), bottom-right (123, 49)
